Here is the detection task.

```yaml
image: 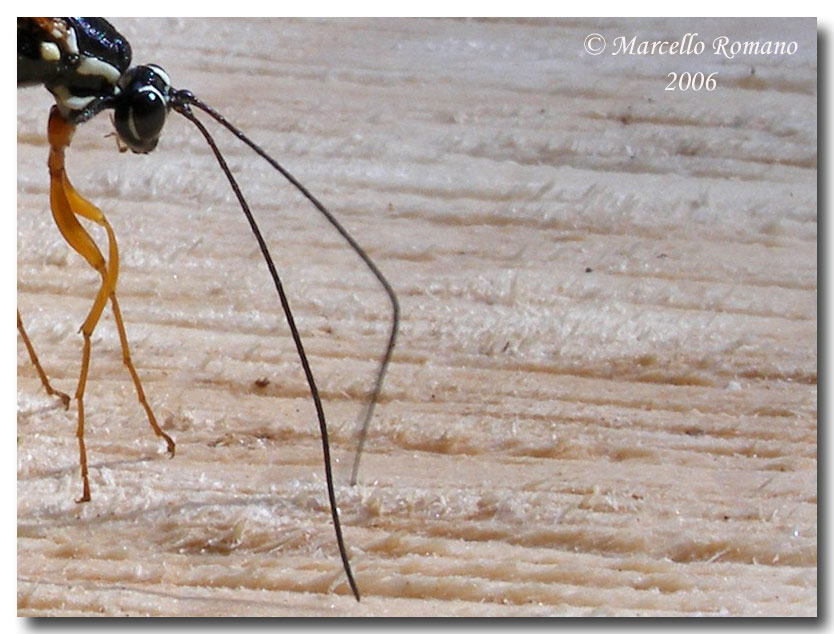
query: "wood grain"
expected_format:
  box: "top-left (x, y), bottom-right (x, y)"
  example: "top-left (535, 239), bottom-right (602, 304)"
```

top-left (17, 18), bottom-right (817, 616)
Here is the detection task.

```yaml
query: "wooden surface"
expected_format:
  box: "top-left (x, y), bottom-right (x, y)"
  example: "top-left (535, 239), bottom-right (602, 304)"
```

top-left (17, 18), bottom-right (817, 617)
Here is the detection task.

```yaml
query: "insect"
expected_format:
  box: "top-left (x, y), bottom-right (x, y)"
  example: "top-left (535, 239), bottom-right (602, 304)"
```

top-left (17, 17), bottom-right (400, 602)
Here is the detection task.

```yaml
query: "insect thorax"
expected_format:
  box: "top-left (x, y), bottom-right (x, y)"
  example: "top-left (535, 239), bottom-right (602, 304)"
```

top-left (17, 17), bottom-right (132, 118)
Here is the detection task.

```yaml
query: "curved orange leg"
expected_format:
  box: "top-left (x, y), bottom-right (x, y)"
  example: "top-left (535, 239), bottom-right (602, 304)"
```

top-left (17, 310), bottom-right (71, 409)
top-left (46, 106), bottom-right (175, 502)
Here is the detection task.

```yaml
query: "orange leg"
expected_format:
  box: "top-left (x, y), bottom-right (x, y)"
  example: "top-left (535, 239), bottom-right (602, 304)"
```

top-left (46, 106), bottom-right (175, 502)
top-left (17, 310), bottom-right (71, 409)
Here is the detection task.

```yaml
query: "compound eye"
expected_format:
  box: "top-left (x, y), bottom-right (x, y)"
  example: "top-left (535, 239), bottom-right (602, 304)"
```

top-left (114, 85), bottom-right (167, 153)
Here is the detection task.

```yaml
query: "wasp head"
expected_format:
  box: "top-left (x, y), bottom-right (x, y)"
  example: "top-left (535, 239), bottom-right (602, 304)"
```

top-left (113, 64), bottom-right (172, 154)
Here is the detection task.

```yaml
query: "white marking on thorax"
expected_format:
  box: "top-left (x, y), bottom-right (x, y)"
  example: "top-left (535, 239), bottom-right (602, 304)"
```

top-left (51, 85), bottom-right (95, 112)
top-left (40, 41), bottom-right (61, 61)
top-left (77, 55), bottom-right (123, 85)
top-left (63, 26), bottom-right (79, 56)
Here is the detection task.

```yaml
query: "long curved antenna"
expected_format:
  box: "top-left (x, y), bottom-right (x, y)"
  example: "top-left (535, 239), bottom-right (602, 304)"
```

top-left (173, 101), bottom-right (360, 602)
top-left (173, 90), bottom-right (398, 485)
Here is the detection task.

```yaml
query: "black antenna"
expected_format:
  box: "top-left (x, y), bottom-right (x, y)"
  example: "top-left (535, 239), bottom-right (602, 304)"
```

top-left (172, 98), bottom-right (362, 601)
top-left (174, 91), bottom-right (399, 486)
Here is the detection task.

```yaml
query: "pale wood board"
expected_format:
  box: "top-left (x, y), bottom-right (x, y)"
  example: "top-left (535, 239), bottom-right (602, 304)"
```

top-left (17, 18), bottom-right (817, 617)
